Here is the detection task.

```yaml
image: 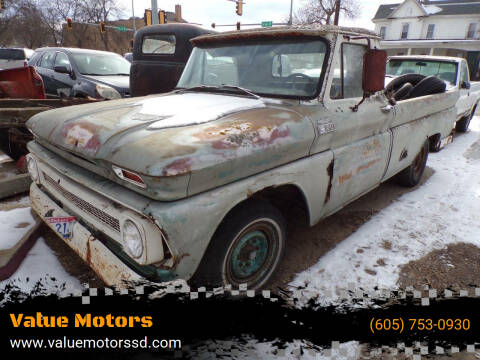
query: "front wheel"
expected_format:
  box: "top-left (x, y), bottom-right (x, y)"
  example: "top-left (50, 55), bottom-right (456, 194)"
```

top-left (189, 200), bottom-right (286, 290)
top-left (395, 140), bottom-right (429, 187)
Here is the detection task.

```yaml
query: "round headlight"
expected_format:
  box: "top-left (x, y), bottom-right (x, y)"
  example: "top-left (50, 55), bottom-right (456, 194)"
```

top-left (27, 156), bottom-right (39, 183)
top-left (95, 84), bottom-right (121, 100)
top-left (122, 220), bottom-right (143, 259)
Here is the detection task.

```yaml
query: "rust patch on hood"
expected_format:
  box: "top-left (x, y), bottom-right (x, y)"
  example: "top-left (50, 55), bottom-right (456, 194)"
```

top-left (162, 158), bottom-right (193, 177)
top-left (60, 121), bottom-right (104, 155)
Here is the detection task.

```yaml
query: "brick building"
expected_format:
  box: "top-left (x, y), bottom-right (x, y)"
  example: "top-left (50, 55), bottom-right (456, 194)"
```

top-left (61, 5), bottom-right (186, 55)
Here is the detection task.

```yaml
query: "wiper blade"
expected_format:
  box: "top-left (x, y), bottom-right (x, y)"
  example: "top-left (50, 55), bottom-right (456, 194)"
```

top-left (218, 85), bottom-right (260, 99)
top-left (176, 85), bottom-right (260, 99)
top-left (178, 85), bottom-right (219, 91)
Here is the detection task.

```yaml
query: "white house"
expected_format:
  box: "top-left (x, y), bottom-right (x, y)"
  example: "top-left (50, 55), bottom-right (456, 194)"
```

top-left (373, 0), bottom-right (480, 78)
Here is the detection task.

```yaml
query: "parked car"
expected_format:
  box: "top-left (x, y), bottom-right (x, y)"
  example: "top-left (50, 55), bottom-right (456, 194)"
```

top-left (0, 48), bottom-right (34, 70)
top-left (130, 23), bottom-right (215, 97)
top-left (26, 25), bottom-right (459, 290)
top-left (386, 55), bottom-right (480, 134)
top-left (28, 47), bottom-right (131, 99)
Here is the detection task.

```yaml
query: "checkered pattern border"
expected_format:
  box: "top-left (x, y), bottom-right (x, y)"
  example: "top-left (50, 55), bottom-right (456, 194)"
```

top-left (67, 283), bottom-right (480, 358)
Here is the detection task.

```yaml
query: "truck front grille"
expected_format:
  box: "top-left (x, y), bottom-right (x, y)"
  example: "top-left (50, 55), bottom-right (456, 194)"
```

top-left (43, 172), bottom-right (121, 233)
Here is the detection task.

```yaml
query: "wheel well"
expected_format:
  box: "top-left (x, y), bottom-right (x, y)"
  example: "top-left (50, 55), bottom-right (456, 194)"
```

top-left (428, 133), bottom-right (440, 144)
top-left (222, 184), bottom-right (311, 230)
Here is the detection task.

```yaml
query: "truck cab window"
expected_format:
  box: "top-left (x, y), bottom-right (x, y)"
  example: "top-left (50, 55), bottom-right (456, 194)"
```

top-left (142, 35), bottom-right (176, 54)
top-left (330, 43), bottom-right (367, 99)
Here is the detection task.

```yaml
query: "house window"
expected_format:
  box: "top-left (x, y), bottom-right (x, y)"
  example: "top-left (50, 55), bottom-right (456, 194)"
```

top-left (426, 24), bottom-right (435, 39)
top-left (401, 23), bottom-right (409, 39)
top-left (380, 26), bottom-right (387, 40)
top-left (467, 23), bottom-right (477, 39)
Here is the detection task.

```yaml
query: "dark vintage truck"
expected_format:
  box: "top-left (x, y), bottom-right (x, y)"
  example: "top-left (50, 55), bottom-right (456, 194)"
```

top-left (130, 23), bottom-right (214, 97)
top-left (26, 25), bottom-right (458, 289)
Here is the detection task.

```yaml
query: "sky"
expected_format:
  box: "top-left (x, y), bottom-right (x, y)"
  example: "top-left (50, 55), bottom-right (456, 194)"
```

top-left (118, 0), bottom-right (392, 32)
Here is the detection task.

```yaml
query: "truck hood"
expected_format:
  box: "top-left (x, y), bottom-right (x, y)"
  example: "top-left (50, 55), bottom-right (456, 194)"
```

top-left (27, 92), bottom-right (314, 200)
top-left (82, 74), bottom-right (130, 92)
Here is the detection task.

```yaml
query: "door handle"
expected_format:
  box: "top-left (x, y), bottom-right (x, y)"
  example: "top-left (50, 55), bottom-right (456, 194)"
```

top-left (381, 105), bottom-right (393, 113)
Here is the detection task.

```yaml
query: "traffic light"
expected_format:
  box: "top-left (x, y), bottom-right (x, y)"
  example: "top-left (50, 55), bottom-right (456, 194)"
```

top-left (144, 9), bottom-right (152, 26)
top-left (130, 39), bottom-right (134, 49)
top-left (159, 10), bottom-right (166, 24)
top-left (0, 0), bottom-right (6, 10)
top-left (236, 21), bottom-right (240, 30)
top-left (236, 1), bottom-right (243, 16)
top-left (66, 18), bottom-right (72, 30)
top-left (100, 21), bottom-right (106, 33)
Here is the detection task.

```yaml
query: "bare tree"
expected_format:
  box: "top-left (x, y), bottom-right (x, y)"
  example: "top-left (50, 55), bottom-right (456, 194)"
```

top-left (4, 0), bottom-right (53, 48)
top-left (294, 0), bottom-right (361, 25)
top-left (79, 0), bottom-right (126, 51)
top-left (1, 0), bottom-right (127, 51)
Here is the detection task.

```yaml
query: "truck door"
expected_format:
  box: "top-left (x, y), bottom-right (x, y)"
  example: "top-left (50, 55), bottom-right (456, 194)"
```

top-left (317, 40), bottom-right (392, 216)
top-left (456, 61), bottom-right (472, 118)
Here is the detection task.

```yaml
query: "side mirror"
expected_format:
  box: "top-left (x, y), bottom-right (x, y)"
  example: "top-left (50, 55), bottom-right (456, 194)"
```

top-left (461, 81), bottom-right (471, 90)
top-left (54, 65), bottom-right (71, 74)
top-left (362, 49), bottom-right (387, 94)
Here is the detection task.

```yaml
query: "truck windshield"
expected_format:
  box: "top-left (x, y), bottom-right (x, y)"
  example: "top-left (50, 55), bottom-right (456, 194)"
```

top-left (71, 52), bottom-right (131, 76)
top-left (177, 39), bottom-right (327, 98)
top-left (387, 59), bottom-right (458, 85)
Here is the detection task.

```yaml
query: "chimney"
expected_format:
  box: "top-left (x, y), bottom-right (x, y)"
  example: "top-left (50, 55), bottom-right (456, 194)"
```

top-left (175, 4), bottom-right (182, 22)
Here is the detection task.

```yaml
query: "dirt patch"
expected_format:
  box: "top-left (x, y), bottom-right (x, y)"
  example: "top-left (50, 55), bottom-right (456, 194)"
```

top-left (14, 222), bottom-right (31, 228)
top-left (398, 243), bottom-right (480, 292)
top-left (268, 167), bottom-right (434, 290)
top-left (42, 228), bottom-right (105, 288)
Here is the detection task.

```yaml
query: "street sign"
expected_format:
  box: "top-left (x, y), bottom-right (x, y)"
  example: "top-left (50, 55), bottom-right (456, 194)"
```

top-left (117, 26), bottom-right (127, 32)
top-left (261, 21), bottom-right (273, 27)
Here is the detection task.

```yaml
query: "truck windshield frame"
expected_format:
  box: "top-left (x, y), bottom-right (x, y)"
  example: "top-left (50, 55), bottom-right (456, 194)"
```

top-left (177, 37), bottom-right (329, 100)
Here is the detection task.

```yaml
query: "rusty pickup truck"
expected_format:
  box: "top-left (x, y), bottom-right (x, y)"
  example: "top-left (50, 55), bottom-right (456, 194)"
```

top-left (26, 25), bottom-right (458, 289)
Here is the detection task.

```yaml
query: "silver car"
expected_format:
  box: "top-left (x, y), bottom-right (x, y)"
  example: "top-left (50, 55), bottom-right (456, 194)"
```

top-left (0, 48), bottom-right (34, 70)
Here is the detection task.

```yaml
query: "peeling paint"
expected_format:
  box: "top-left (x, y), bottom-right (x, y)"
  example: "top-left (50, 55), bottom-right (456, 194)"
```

top-left (355, 158), bottom-right (381, 174)
top-left (338, 172), bottom-right (353, 185)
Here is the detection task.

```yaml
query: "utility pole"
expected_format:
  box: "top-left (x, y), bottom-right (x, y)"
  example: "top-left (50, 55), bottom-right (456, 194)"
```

top-left (334, 0), bottom-right (341, 25)
top-left (151, 0), bottom-right (158, 24)
top-left (131, 0), bottom-right (136, 32)
top-left (288, 0), bottom-right (293, 25)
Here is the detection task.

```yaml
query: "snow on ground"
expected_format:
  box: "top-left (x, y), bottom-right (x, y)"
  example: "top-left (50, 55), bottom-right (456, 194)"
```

top-left (289, 116), bottom-right (480, 306)
top-left (0, 187), bottom-right (81, 297)
top-left (0, 236), bottom-right (82, 295)
top-left (0, 207), bottom-right (36, 250)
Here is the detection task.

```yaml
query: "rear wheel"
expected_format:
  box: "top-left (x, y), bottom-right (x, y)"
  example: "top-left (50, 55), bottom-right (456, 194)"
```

top-left (395, 140), bottom-right (429, 187)
top-left (189, 200), bottom-right (286, 290)
top-left (456, 105), bottom-right (476, 133)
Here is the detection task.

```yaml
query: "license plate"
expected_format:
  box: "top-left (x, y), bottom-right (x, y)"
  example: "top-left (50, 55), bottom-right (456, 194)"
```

top-left (46, 216), bottom-right (76, 239)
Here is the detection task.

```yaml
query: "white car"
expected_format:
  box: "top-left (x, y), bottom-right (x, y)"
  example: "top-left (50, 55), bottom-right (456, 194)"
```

top-left (0, 48), bottom-right (34, 70)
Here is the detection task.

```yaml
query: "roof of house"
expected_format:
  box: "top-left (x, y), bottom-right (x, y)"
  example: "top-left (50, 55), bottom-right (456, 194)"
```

top-left (373, 0), bottom-right (480, 20)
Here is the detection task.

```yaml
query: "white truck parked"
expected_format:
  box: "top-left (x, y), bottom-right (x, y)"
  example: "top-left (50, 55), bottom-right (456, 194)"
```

top-left (387, 55), bottom-right (480, 134)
